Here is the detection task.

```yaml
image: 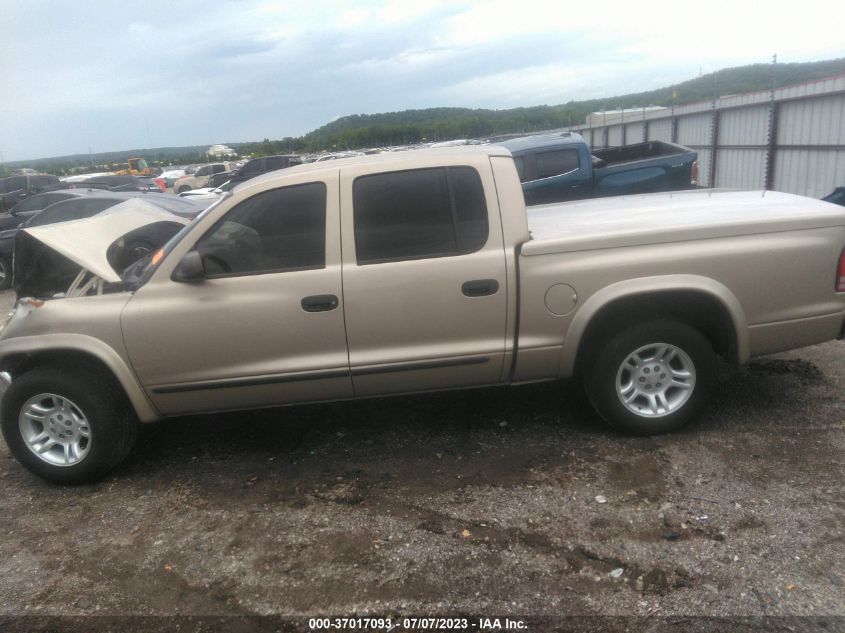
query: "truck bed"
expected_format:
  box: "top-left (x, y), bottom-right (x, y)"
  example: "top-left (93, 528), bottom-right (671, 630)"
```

top-left (523, 190), bottom-right (845, 256)
top-left (592, 141), bottom-right (690, 167)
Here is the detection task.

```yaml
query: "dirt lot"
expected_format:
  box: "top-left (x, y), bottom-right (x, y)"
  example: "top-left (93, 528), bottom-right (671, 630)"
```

top-left (0, 288), bottom-right (842, 628)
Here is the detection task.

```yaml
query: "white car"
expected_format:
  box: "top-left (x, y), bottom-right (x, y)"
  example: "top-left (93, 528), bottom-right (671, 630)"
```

top-left (177, 179), bottom-right (235, 201)
top-left (158, 168), bottom-right (186, 188)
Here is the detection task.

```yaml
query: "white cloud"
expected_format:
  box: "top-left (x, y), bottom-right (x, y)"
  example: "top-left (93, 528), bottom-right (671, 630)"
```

top-left (1, 0), bottom-right (844, 160)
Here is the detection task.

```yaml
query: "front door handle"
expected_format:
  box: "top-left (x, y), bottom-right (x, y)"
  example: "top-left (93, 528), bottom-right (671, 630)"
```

top-left (461, 279), bottom-right (499, 297)
top-left (301, 294), bottom-right (339, 312)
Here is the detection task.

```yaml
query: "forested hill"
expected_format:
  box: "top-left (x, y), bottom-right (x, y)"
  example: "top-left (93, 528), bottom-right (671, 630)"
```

top-left (300, 57), bottom-right (845, 150)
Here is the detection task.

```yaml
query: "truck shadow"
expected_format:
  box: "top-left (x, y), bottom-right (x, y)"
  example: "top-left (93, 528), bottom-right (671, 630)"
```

top-left (122, 379), bottom-right (608, 484)
top-left (116, 354), bottom-right (829, 493)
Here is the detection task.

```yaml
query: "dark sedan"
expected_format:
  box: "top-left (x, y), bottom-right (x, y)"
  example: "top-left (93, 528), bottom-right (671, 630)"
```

top-left (0, 190), bottom-right (85, 232)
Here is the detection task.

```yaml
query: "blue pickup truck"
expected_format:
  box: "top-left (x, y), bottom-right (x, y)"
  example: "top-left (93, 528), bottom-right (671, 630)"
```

top-left (501, 132), bottom-right (698, 206)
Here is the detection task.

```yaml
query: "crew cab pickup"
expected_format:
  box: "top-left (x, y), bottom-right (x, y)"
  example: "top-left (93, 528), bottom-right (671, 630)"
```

top-left (1, 146), bottom-right (844, 484)
top-left (501, 133), bottom-right (697, 206)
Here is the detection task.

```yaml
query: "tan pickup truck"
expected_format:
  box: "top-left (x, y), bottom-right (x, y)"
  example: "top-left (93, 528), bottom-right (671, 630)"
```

top-left (1, 145), bottom-right (845, 483)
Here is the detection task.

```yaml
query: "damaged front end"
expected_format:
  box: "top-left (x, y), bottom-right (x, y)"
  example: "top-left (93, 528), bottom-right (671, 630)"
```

top-left (13, 201), bottom-right (190, 300)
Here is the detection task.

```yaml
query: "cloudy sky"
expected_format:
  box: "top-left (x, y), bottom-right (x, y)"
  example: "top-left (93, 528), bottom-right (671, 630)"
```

top-left (2, 0), bottom-right (843, 161)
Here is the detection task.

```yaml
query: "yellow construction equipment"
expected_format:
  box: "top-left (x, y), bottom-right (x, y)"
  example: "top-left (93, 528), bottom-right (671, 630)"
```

top-left (115, 157), bottom-right (151, 176)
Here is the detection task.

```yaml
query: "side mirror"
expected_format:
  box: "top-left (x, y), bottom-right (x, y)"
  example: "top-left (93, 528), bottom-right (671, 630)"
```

top-left (171, 250), bottom-right (205, 283)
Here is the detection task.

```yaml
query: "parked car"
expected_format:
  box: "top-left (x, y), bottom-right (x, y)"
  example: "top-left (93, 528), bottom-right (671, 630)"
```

top-left (208, 171), bottom-right (236, 188)
top-left (157, 167), bottom-right (187, 188)
top-left (0, 174), bottom-right (61, 212)
top-left (822, 187), bottom-right (845, 207)
top-left (1, 146), bottom-right (844, 483)
top-left (500, 132), bottom-right (698, 206)
top-left (0, 190), bottom-right (84, 231)
top-left (67, 175), bottom-right (165, 193)
top-left (230, 155), bottom-right (302, 183)
top-left (0, 192), bottom-right (203, 290)
top-left (178, 179), bottom-right (236, 202)
top-left (173, 162), bottom-right (237, 193)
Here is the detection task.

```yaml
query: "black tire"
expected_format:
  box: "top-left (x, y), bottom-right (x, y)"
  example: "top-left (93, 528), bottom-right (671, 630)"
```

top-left (0, 257), bottom-right (11, 291)
top-left (583, 318), bottom-right (716, 435)
top-left (177, 185), bottom-right (191, 194)
top-left (0, 365), bottom-right (138, 484)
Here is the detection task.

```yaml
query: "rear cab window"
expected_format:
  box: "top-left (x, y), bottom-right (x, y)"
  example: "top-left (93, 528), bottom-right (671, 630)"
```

top-left (513, 156), bottom-right (527, 183)
top-left (534, 148), bottom-right (580, 179)
top-left (352, 167), bottom-right (488, 264)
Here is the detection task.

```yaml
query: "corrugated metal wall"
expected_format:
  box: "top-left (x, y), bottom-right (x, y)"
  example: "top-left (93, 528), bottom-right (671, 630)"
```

top-left (571, 74), bottom-right (845, 197)
top-left (646, 119), bottom-right (672, 142)
top-left (607, 125), bottom-right (624, 147)
top-left (778, 94), bottom-right (845, 145)
top-left (718, 106), bottom-right (769, 145)
top-left (677, 113), bottom-right (711, 146)
top-left (775, 150), bottom-right (845, 198)
top-left (625, 122), bottom-right (645, 143)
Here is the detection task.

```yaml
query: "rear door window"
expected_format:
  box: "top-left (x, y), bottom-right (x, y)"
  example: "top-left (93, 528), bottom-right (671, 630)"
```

top-left (28, 198), bottom-right (119, 226)
top-left (29, 200), bottom-right (85, 226)
top-left (29, 176), bottom-right (56, 189)
top-left (353, 166), bottom-right (488, 264)
top-left (535, 149), bottom-right (580, 179)
top-left (239, 160), bottom-right (264, 177)
top-left (4, 177), bottom-right (26, 194)
top-left (265, 157), bottom-right (288, 171)
top-left (14, 192), bottom-right (70, 213)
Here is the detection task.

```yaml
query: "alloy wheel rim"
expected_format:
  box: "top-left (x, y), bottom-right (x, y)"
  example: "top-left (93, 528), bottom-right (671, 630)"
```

top-left (19, 393), bottom-right (91, 466)
top-left (615, 343), bottom-right (696, 418)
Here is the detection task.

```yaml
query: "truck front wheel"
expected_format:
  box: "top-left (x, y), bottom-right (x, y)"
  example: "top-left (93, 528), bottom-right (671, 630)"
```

top-left (583, 319), bottom-right (715, 435)
top-left (0, 366), bottom-right (138, 484)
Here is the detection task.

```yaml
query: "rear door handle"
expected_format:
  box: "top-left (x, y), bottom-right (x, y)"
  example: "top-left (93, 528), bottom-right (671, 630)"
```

top-left (301, 294), bottom-right (339, 312)
top-left (461, 279), bottom-right (499, 297)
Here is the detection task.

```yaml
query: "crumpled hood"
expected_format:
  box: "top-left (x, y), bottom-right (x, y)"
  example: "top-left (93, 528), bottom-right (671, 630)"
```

top-left (15, 199), bottom-right (190, 298)
top-left (20, 199), bottom-right (189, 283)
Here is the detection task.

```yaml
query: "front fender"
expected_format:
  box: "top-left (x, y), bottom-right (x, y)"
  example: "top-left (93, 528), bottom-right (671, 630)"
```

top-left (0, 333), bottom-right (161, 422)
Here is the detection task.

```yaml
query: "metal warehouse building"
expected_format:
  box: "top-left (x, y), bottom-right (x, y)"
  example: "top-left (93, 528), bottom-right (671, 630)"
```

top-left (573, 74), bottom-right (845, 198)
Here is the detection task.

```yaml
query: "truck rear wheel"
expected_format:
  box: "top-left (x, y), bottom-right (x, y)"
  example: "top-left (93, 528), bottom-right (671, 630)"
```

top-left (0, 366), bottom-right (138, 484)
top-left (583, 319), bottom-right (715, 435)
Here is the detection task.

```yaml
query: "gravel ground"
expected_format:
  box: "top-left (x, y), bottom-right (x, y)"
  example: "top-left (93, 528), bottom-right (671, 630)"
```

top-left (0, 289), bottom-right (842, 629)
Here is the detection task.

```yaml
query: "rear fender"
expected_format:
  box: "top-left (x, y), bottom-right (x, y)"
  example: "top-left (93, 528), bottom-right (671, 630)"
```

top-left (560, 274), bottom-right (748, 378)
